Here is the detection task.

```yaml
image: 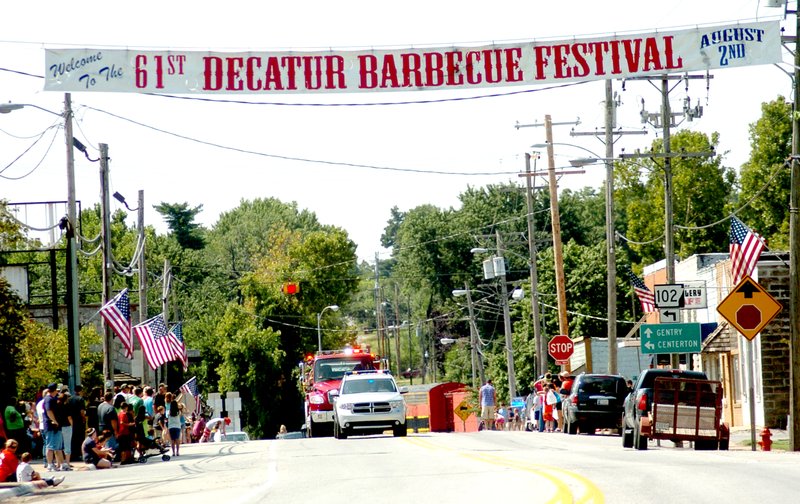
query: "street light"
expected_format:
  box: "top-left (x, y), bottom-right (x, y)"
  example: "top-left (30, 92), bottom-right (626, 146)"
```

top-left (453, 285), bottom-right (486, 387)
top-left (1, 95), bottom-right (82, 392)
top-left (317, 304), bottom-right (339, 352)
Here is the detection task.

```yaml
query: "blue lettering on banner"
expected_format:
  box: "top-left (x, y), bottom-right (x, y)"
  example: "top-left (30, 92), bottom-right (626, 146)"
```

top-left (698, 27), bottom-right (765, 67)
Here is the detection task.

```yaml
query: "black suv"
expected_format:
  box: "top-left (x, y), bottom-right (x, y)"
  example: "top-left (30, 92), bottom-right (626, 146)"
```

top-left (563, 373), bottom-right (628, 435)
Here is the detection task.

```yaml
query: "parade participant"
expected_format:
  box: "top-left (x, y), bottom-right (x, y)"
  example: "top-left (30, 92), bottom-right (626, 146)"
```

top-left (200, 417), bottom-right (230, 442)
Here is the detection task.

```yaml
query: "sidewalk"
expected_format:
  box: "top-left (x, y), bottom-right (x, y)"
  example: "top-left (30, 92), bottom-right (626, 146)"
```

top-left (728, 426), bottom-right (789, 450)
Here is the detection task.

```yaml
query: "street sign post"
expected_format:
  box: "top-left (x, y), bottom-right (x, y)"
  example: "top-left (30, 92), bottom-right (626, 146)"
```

top-left (640, 323), bottom-right (701, 354)
top-left (654, 284), bottom-right (685, 308)
top-left (717, 275), bottom-right (782, 340)
top-left (659, 308), bottom-right (680, 323)
top-left (548, 335), bottom-right (574, 362)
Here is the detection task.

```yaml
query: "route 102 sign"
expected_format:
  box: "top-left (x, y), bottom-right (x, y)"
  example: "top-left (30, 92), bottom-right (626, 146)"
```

top-left (654, 284), bottom-right (685, 309)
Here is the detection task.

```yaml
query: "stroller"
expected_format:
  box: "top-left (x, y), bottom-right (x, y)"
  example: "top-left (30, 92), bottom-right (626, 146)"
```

top-left (134, 415), bottom-right (171, 463)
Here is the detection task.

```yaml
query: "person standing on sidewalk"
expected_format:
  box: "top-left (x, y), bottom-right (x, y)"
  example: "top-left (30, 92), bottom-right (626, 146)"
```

top-left (479, 379), bottom-right (497, 431)
top-left (55, 390), bottom-right (73, 469)
top-left (67, 386), bottom-right (86, 462)
top-left (42, 384), bottom-right (66, 472)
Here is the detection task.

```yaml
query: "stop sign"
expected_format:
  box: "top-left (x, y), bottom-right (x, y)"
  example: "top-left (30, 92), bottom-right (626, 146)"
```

top-left (548, 335), bottom-right (574, 361)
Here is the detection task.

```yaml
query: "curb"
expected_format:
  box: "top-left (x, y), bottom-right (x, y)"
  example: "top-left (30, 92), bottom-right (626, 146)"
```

top-left (0, 483), bottom-right (41, 501)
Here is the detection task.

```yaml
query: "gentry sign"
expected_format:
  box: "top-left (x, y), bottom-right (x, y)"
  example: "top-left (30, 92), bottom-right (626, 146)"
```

top-left (44, 21), bottom-right (780, 95)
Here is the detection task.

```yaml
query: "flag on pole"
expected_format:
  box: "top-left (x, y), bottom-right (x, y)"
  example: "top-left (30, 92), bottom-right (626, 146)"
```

top-left (180, 376), bottom-right (202, 417)
top-left (730, 216), bottom-right (766, 284)
top-left (627, 269), bottom-right (656, 313)
top-left (167, 322), bottom-right (188, 371)
top-left (99, 289), bottom-right (133, 359)
top-left (134, 314), bottom-right (173, 369)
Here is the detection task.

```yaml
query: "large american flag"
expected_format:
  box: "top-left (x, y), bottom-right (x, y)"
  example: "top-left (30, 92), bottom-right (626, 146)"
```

top-left (99, 289), bottom-right (133, 358)
top-left (167, 322), bottom-right (188, 371)
top-left (134, 314), bottom-right (173, 369)
top-left (730, 216), bottom-right (766, 284)
top-left (180, 377), bottom-right (202, 417)
top-left (627, 269), bottom-right (656, 313)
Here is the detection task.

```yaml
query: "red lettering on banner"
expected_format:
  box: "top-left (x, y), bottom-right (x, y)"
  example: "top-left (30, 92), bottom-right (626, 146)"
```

top-left (303, 56), bottom-right (323, 90)
top-left (281, 56), bottom-right (302, 90)
top-left (587, 41), bottom-right (608, 75)
top-left (358, 55), bottom-right (378, 89)
top-left (203, 56), bottom-right (223, 90)
top-left (505, 48), bottom-right (522, 82)
top-left (424, 52), bottom-right (444, 86)
top-left (226, 57), bottom-right (244, 91)
top-left (483, 49), bottom-right (502, 83)
top-left (246, 57), bottom-right (263, 91)
top-left (402, 53), bottom-right (422, 87)
top-left (643, 38), bottom-right (662, 70)
top-left (622, 39), bottom-right (643, 73)
top-left (466, 51), bottom-right (481, 84)
top-left (533, 45), bottom-right (550, 80)
top-left (553, 44), bottom-right (570, 78)
top-left (445, 51), bottom-right (463, 86)
top-left (608, 40), bottom-right (623, 74)
top-left (571, 43), bottom-right (590, 77)
top-left (264, 57), bottom-right (283, 90)
top-left (325, 55), bottom-right (346, 89)
top-left (381, 54), bottom-right (400, 88)
top-left (663, 36), bottom-right (683, 69)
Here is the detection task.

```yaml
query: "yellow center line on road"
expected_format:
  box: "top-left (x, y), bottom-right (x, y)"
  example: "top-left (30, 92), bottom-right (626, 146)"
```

top-left (403, 437), bottom-right (604, 504)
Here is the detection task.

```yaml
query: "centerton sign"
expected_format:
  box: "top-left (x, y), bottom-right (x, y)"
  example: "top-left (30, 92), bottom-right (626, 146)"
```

top-left (44, 21), bottom-right (780, 95)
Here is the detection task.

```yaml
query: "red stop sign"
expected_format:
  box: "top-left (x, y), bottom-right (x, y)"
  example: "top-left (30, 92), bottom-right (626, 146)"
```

top-left (736, 305), bottom-right (761, 330)
top-left (548, 335), bottom-right (574, 361)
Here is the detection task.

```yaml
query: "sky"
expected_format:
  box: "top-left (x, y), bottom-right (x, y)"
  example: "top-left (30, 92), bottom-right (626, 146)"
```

top-left (0, 1), bottom-right (793, 262)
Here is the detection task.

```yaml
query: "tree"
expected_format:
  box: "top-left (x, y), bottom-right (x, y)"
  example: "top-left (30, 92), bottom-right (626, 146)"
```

top-left (0, 277), bottom-right (26, 407)
top-left (738, 96), bottom-right (792, 248)
top-left (154, 202), bottom-right (206, 250)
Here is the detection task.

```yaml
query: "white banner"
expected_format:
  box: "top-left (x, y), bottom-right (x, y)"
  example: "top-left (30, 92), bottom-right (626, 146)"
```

top-left (44, 21), bottom-right (781, 95)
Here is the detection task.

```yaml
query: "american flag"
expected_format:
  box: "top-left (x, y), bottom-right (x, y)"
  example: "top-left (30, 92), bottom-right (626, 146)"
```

top-left (180, 377), bottom-right (202, 417)
top-left (167, 323), bottom-right (188, 371)
top-left (134, 314), bottom-right (173, 369)
top-left (627, 269), bottom-right (656, 313)
top-left (730, 216), bottom-right (765, 284)
top-left (99, 289), bottom-right (133, 359)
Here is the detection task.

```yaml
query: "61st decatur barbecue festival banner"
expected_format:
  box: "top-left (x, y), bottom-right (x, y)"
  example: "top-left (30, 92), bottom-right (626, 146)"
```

top-left (44, 21), bottom-right (780, 95)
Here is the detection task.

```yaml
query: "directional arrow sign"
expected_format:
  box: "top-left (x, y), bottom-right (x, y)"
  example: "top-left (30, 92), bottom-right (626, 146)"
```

top-left (640, 323), bottom-right (701, 354)
top-left (717, 275), bottom-right (782, 340)
top-left (660, 308), bottom-right (679, 323)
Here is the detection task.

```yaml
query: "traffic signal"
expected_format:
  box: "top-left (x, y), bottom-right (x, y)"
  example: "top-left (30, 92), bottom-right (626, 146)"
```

top-left (282, 282), bottom-right (299, 295)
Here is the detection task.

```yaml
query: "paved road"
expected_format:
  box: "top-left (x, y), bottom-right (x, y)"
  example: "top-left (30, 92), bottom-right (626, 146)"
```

top-left (13, 431), bottom-right (800, 503)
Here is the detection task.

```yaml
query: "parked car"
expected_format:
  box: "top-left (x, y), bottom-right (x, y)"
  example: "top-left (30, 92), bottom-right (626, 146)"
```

top-left (563, 373), bottom-right (628, 435)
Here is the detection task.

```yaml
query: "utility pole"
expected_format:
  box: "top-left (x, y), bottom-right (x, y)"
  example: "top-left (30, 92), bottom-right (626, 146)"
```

top-left (137, 190), bottom-right (149, 385)
top-left (457, 283), bottom-right (486, 387)
top-left (374, 253), bottom-right (383, 358)
top-left (99, 144), bottom-right (113, 392)
top-left (544, 116), bottom-right (570, 346)
top-left (523, 153), bottom-right (545, 379)
top-left (790, 0), bottom-right (800, 452)
top-left (64, 93), bottom-right (81, 392)
top-left (161, 259), bottom-right (171, 386)
top-left (571, 80), bottom-right (647, 374)
top-left (496, 231), bottom-right (517, 400)
top-left (394, 284), bottom-right (402, 375)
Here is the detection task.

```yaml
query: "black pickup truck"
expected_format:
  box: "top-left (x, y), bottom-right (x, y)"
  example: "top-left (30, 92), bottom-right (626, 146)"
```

top-left (622, 368), bottom-right (729, 451)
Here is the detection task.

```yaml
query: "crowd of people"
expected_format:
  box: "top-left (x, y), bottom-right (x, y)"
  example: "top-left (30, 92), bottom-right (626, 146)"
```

top-left (478, 371), bottom-right (575, 433)
top-left (0, 380), bottom-right (223, 484)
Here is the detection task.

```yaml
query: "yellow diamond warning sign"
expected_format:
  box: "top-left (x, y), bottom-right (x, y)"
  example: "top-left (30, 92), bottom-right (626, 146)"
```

top-left (717, 275), bottom-right (782, 340)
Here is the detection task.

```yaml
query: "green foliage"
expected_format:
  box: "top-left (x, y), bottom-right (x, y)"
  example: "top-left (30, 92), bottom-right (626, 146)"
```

top-left (738, 96), bottom-right (792, 248)
top-left (215, 303), bottom-right (284, 438)
top-left (154, 201), bottom-right (206, 250)
top-left (0, 277), bottom-right (26, 405)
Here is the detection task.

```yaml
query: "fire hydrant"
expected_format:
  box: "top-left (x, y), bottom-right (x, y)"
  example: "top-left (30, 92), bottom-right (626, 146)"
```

top-left (757, 427), bottom-right (772, 451)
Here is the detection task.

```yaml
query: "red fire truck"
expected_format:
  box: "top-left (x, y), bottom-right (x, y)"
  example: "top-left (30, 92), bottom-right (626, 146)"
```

top-left (302, 347), bottom-right (380, 437)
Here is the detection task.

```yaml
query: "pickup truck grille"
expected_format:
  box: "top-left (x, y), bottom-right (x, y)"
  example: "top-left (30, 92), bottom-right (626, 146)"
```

top-left (352, 402), bottom-right (392, 414)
